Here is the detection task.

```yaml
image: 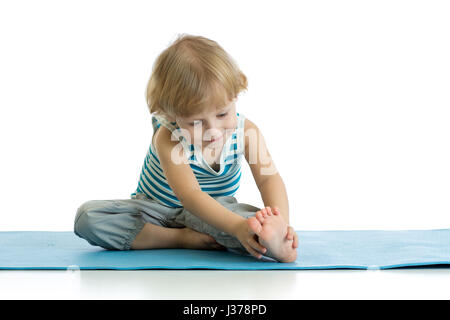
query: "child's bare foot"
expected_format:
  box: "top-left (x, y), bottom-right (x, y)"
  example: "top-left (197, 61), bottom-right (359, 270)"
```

top-left (179, 227), bottom-right (225, 251)
top-left (247, 207), bottom-right (297, 263)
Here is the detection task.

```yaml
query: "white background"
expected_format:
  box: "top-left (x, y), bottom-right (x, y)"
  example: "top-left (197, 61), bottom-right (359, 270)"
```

top-left (1, 0), bottom-right (449, 233)
top-left (1, 0), bottom-right (450, 301)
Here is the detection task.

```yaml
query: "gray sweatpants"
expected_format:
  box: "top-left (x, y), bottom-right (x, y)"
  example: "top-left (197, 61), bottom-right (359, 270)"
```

top-left (74, 193), bottom-right (264, 258)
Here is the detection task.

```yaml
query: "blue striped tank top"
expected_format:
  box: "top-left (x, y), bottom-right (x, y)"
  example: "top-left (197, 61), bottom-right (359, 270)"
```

top-left (130, 112), bottom-right (246, 208)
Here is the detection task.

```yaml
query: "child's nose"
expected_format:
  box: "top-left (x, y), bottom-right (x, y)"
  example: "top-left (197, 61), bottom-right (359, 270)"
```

top-left (203, 119), bottom-right (220, 132)
top-left (204, 127), bottom-right (222, 141)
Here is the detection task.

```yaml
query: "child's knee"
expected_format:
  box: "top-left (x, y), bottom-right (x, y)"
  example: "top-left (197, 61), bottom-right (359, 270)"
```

top-left (73, 200), bottom-right (142, 250)
top-left (73, 200), bottom-right (101, 240)
top-left (73, 203), bottom-right (86, 234)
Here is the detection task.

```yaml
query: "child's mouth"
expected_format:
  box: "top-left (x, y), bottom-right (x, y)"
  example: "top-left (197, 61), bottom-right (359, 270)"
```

top-left (206, 135), bottom-right (223, 143)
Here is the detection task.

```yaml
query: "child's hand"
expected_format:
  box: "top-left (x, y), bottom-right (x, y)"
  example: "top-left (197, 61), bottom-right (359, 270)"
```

top-left (286, 225), bottom-right (299, 249)
top-left (272, 207), bottom-right (299, 249)
top-left (234, 220), bottom-right (267, 259)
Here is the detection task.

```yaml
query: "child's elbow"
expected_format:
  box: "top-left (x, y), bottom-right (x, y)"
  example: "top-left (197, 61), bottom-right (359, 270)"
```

top-left (176, 187), bottom-right (203, 207)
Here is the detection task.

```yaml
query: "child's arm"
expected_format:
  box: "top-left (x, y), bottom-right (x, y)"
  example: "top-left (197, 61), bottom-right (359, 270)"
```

top-left (244, 119), bottom-right (298, 248)
top-left (244, 119), bottom-right (290, 223)
top-left (155, 126), bottom-right (267, 258)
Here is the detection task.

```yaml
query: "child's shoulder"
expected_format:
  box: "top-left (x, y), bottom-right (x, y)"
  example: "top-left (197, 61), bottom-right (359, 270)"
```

top-left (152, 124), bottom-right (178, 155)
top-left (244, 117), bottom-right (258, 131)
top-left (243, 117), bottom-right (262, 138)
top-left (243, 117), bottom-right (263, 153)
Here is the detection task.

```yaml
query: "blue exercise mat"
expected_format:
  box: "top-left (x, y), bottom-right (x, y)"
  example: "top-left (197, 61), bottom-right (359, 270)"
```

top-left (1, 230), bottom-right (450, 270)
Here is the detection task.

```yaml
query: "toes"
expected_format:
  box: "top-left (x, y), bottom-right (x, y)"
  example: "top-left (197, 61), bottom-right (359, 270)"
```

top-left (255, 211), bottom-right (265, 224)
top-left (206, 235), bottom-right (219, 244)
top-left (266, 207), bottom-right (273, 216)
top-left (261, 208), bottom-right (268, 218)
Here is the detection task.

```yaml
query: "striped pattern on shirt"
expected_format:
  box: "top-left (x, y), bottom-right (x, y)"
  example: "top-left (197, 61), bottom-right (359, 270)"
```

top-left (130, 112), bottom-right (246, 208)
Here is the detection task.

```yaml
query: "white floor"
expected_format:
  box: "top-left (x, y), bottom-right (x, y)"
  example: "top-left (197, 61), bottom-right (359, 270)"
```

top-left (1, 268), bottom-right (450, 300)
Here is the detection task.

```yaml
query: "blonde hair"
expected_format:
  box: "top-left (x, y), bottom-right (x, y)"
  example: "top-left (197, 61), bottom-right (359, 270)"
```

top-left (146, 34), bottom-right (248, 118)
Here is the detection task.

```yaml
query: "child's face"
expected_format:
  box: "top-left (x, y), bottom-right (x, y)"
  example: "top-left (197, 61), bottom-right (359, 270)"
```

top-left (174, 99), bottom-right (238, 150)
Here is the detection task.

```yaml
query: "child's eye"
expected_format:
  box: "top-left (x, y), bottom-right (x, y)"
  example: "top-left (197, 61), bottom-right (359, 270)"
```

top-left (188, 113), bottom-right (227, 126)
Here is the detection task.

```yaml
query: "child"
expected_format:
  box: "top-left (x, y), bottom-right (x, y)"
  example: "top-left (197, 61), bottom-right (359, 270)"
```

top-left (74, 34), bottom-right (299, 262)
